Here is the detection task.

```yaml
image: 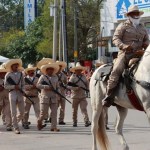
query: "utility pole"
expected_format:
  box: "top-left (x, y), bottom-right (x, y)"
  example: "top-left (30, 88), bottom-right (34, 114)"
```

top-left (53, 0), bottom-right (58, 61)
top-left (35, 0), bottom-right (38, 18)
top-left (62, 0), bottom-right (68, 66)
top-left (73, 0), bottom-right (78, 65)
top-left (59, 1), bottom-right (63, 61)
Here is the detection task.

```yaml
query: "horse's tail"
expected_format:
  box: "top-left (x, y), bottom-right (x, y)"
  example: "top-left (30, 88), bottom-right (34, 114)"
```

top-left (97, 110), bottom-right (110, 150)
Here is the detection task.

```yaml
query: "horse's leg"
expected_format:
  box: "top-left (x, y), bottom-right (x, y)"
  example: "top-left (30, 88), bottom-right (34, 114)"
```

top-left (91, 107), bottom-right (101, 150)
top-left (115, 105), bottom-right (129, 150)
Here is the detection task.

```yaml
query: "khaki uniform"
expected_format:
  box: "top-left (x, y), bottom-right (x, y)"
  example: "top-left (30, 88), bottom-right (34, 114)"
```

top-left (23, 76), bottom-right (40, 124)
top-left (37, 75), bottom-right (59, 129)
top-left (56, 72), bottom-right (67, 122)
top-left (0, 78), bottom-right (12, 127)
top-left (69, 74), bottom-right (89, 123)
top-left (107, 20), bottom-right (149, 90)
top-left (4, 71), bottom-right (25, 129)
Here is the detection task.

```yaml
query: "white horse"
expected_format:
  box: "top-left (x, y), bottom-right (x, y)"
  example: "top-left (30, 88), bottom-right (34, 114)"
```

top-left (90, 45), bottom-right (150, 150)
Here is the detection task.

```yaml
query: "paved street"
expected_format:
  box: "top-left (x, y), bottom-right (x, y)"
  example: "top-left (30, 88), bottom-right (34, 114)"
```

top-left (0, 98), bottom-right (150, 150)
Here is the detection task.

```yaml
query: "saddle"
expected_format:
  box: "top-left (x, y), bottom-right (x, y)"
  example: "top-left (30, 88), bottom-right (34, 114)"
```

top-left (95, 58), bottom-right (145, 111)
top-left (95, 58), bottom-right (140, 83)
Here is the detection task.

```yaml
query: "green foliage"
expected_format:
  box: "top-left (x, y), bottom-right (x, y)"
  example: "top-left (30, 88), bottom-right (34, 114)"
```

top-left (0, 0), bottom-right (103, 64)
top-left (6, 19), bottom-right (43, 66)
top-left (36, 0), bottom-right (54, 57)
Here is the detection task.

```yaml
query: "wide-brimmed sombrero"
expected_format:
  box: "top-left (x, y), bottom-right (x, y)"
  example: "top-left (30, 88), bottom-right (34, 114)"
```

top-left (70, 62), bottom-right (86, 73)
top-left (0, 64), bottom-right (9, 73)
top-left (40, 63), bottom-right (59, 75)
top-left (37, 58), bottom-right (54, 69)
top-left (125, 5), bottom-right (144, 16)
top-left (5, 59), bottom-right (22, 71)
top-left (25, 64), bottom-right (37, 74)
top-left (95, 62), bottom-right (104, 67)
top-left (56, 61), bottom-right (67, 71)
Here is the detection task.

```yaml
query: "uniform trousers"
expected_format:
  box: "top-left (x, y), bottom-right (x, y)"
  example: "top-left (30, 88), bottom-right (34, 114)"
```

top-left (39, 100), bottom-right (58, 129)
top-left (72, 98), bottom-right (89, 123)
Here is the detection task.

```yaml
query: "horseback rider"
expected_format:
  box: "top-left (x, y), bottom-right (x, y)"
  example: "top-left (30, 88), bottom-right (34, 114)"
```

top-left (102, 5), bottom-right (149, 107)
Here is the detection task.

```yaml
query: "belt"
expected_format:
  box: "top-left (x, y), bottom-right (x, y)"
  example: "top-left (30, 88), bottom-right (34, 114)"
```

top-left (28, 96), bottom-right (38, 98)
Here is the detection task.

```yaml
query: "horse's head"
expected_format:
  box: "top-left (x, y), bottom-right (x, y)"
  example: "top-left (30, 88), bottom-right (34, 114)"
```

top-left (135, 44), bottom-right (150, 79)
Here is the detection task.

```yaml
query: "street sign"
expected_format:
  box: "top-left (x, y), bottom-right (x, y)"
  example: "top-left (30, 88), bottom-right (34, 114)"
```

top-left (74, 51), bottom-right (78, 57)
top-left (24, 0), bottom-right (35, 28)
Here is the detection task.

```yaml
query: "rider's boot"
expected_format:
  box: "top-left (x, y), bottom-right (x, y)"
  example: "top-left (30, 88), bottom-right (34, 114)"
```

top-left (102, 88), bottom-right (115, 107)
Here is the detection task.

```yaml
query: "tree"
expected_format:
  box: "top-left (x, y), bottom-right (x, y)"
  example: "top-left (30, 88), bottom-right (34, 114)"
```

top-left (76, 0), bottom-right (103, 60)
top-left (36, 0), bottom-right (54, 57)
top-left (0, 0), bottom-right (24, 30)
top-left (6, 19), bottom-right (43, 66)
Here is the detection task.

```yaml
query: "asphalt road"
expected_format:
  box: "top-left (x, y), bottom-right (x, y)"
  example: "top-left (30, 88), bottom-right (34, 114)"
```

top-left (0, 97), bottom-right (150, 150)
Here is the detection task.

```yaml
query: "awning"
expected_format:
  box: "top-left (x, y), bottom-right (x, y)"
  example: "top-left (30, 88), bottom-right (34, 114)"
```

top-left (0, 55), bottom-right (9, 63)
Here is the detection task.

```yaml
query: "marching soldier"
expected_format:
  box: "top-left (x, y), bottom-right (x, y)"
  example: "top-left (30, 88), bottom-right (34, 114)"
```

top-left (23, 64), bottom-right (40, 129)
top-left (0, 65), bottom-right (12, 131)
top-left (56, 61), bottom-right (67, 125)
top-left (69, 63), bottom-right (91, 127)
top-left (4, 59), bottom-right (25, 134)
top-left (37, 62), bottom-right (60, 131)
top-left (37, 58), bottom-right (54, 122)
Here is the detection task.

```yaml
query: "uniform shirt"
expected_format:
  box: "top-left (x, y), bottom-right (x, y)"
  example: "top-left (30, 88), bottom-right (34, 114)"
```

top-left (56, 72), bottom-right (67, 96)
top-left (113, 19), bottom-right (149, 53)
top-left (4, 71), bottom-right (25, 91)
top-left (24, 76), bottom-right (39, 97)
top-left (37, 74), bottom-right (59, 103)
top-left (4, 71), bottom-right (25, 101)
top-left (69, 74), bottom-right (89, 99)
top-left (0, 78), bottom-right (9, 104)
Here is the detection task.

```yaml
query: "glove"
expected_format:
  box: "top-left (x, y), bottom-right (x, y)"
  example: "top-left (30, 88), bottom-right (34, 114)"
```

top-left (125, 45), bottom-right (133, 54)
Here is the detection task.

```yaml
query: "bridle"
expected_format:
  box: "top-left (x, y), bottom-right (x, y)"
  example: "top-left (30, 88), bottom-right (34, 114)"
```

top-left (131, 50), bottom-right (150, 89)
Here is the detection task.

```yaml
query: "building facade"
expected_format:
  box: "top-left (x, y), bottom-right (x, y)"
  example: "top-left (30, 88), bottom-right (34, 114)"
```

top-left (99, 0), bottom-right (150, 61)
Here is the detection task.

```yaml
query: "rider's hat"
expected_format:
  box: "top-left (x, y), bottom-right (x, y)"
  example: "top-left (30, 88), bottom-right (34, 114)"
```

top-left (125, 5), bottom-right (144, 16)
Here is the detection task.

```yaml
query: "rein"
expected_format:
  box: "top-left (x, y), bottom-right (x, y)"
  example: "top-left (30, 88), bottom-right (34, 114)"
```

top-left (132, 50), bottom-right (150, 90)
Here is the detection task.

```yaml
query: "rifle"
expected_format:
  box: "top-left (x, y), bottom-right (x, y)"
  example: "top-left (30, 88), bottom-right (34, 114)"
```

top-left (59, 82), bottom-right (71, 91)
top-left (7, 77), bottom-right (34, 104)
top-left (67, 82), bottom-right (89, 92)
top-left (24, 77), bottom-right (41, 92)
top-left (41, 80), bottom-right (72, 104)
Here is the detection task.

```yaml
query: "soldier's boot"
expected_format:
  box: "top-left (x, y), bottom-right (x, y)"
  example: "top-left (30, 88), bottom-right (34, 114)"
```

top-left (73, 122), bottom-right (77, 127)
top-left (24, 124), bottom-right (30, 129)
top-left (6, 125), bottom-right (12, 131)
top-left (85, 121), bottom-right (91, 127)
top-left (37, 120), bottom-right (45, 130)
top-left (59, 121), bottom-right (66, 125)
top-left (51, 128), bottom-right (60, 132)
top-left (102, 88), bottom-right (115, 107)
top-left (105, 125), bottom-right (110, 130)
top-left (14, 128), bottom-right (20, 134)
